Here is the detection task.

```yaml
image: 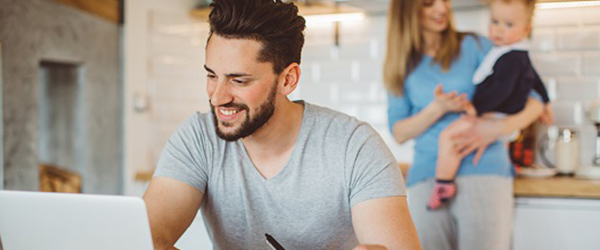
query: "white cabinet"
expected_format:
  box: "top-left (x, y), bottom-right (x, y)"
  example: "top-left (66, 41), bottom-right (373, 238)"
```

top-left (513, 198), bottom-right (600, 250)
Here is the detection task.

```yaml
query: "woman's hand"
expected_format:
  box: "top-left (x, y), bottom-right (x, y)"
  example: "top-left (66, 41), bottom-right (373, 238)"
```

top-left (539, 103), bottom-right (554, 126)
top-left (452, 116), bottom-right (505, 165)
top-left (430, 84), bottom-right (471, 114)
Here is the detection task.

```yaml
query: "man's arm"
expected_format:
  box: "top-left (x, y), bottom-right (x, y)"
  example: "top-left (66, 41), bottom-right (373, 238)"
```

top-left (143, 177), bottom-right (204, 250)
top-left (351, 196), bottom-right (422, 250)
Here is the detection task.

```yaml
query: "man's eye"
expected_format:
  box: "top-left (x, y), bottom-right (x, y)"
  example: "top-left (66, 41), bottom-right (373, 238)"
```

top-left (232, 79), bottom-right (247, 85)
top-left (491, 19), bottom-right (499, 25)
top-left (506, 22), bottom-right (513, 27)
top-left (207, 74), bottom-right (216, 79)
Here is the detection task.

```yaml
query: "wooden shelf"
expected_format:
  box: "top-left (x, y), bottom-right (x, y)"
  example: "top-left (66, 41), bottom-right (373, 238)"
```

top-left (135, 171), bottom-right (154, 182)
top-left (52, 0), bottom-right (119, 23)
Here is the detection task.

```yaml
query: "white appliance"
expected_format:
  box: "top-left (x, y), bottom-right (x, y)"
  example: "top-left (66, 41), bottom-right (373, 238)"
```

top-left (0, 191), bottom-right (154, 250)
top-left (577, 101), bottom-right (600, 179)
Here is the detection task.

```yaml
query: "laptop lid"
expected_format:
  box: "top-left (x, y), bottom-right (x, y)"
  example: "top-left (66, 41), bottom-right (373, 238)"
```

top-left (0, 191), bottom-right (154, 250)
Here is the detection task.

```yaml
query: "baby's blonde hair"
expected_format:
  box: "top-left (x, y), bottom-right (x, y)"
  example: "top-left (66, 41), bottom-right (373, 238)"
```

top-left (488, 0), bottom-right (536, 21)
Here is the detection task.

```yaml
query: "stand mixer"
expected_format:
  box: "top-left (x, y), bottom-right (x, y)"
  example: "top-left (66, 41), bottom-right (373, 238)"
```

top-left (575, 101), bottom-right (600, 179)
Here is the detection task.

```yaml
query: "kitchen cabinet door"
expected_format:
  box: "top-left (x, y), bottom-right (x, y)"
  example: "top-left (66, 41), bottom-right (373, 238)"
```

top-left (513, 197), bottom-right (600, 250)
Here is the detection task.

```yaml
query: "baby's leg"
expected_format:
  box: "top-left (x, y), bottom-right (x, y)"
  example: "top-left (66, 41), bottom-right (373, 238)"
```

top-left (428, 119), bottom-right (473, 210)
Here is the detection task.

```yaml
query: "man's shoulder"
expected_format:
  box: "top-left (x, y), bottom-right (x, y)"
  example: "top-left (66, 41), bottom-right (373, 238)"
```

top-left (179, 111), bottom-right (214, 130)
top-left (171, 111), bottom-right (218, 143)
top-left (306, 102), bottom-right (375, 137)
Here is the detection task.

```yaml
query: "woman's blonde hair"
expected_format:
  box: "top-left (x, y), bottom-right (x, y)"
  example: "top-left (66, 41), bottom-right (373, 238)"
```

top-left (384, 0), bottom-right (468, 96)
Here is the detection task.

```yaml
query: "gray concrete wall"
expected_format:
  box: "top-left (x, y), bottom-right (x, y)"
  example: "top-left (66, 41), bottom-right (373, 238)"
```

top-left (0, 0), bottom-right (122, 194)
top-left (0, 42), bottom-right (4, 190)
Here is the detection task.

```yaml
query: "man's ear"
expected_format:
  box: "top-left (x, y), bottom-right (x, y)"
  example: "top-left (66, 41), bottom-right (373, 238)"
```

top-left (277, 63), bottom-right (301, 95)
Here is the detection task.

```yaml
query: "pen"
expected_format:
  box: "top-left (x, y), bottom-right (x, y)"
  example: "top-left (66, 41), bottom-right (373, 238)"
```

top-left (265, 233), bottom-right (286, 250)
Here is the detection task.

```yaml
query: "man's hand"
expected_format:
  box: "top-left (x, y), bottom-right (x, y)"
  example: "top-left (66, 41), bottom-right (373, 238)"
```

top-left (353, 244), bottom-right (388, 250)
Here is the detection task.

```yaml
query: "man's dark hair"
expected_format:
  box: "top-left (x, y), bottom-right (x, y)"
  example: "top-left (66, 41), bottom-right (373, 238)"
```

top-left (208, 0), bottom-right (306, 74)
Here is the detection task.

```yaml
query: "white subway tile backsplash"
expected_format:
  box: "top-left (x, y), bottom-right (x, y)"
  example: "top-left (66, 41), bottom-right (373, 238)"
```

top-left (533, 8), bottom-right (582, 27)
top-left (150, 10), bottom-right (206, 31)
top-left (530, 53), bottom-right (581, 76)
top-left (583, 7), bottom-right (600, 25)
top-left (336, 104), bottom-right (361, 119)
top-left (151, 102), bottom-right (201, 124)
top-left (555, 77), bottom-right (599, 102)
top-left (544, 77), bottom-right (558, 101)
top-left (298, 62), bottom-right (317, 84)
top-left (151, 57), bottom-right (204, 78)
top-left (359, 60), bottom-right (384, 83)
top-left (150, 34), bottom-right (204, 58)
top-left (338, 82), bottom-right (376, 103)
top-left (302, 44), bottom-right (335, 61)
top-left (551, 101), bottom-right (579, 126)
top-left (319, 61), bottom-right (357, 83)
top-left (557, 27), bottom-right (600, 51)
top-left (299, 83), bottom-right (338, 105)
top-left (357, 104), bottom-right (388, 126)
top-left (305, 23), bottom-right (336, 46)
top-left (339, 18), bottom-right (385, 44)
top-left (454, 7), bottom-right (490, 35)
top-left (338, 42), bottom-right (375, 61)
top-left (154, 81), bottom-right (206, 102)
top-left (531, 28), bottom-right (555, 52)
top-left (583, 52), bottom-right (600, 75)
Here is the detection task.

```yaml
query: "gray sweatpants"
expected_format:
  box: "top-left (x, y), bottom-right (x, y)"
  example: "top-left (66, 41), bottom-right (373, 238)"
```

top-left (407, 176), bottom-right (514, 250)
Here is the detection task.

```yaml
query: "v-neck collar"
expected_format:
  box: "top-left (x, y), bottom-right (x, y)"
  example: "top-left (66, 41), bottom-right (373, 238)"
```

top-left (240, 101), bottom-right (310, 183)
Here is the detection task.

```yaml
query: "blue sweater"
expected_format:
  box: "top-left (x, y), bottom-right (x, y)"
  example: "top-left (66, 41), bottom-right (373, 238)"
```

top-left (388, 35), bottom-right (518, 187)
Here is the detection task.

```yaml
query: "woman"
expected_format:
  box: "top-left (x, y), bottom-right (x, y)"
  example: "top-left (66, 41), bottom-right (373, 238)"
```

top-left (384, 0), bottom-right (544, 249)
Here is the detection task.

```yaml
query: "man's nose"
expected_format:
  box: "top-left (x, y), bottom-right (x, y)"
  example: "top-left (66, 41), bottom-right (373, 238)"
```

top-left (210, 81), bottom-right (233, 107)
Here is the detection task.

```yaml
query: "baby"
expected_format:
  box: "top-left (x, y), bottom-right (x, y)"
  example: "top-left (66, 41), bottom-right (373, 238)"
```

top-left (427, 0), bottom-right (553, 210)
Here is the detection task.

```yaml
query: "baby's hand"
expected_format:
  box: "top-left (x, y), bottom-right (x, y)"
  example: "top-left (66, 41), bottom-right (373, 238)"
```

top-left (463, 102), bottom-right (477, 117)
top-left (539, 104), bottom-right (554, 126)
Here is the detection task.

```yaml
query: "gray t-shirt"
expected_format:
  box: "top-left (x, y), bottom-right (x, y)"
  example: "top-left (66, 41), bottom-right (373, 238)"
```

top-left (154, 101), bottom-right (406, 250)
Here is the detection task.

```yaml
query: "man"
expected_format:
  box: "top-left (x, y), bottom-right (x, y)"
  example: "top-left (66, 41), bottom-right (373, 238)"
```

top-left (142, 0), bottom-right (421, 249)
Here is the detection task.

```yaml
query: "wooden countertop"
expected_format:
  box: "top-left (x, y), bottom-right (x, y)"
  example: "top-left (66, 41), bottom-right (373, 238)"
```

top-left (514, 176), bottom-right (600, 199)
top-left (138, 164), bottom-right (600, 199)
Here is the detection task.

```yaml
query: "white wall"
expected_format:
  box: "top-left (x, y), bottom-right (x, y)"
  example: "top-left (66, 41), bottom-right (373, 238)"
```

top-left (123, 0), bottom-right (209, 196)
top-left (123, 1), bottom-right (212, 248)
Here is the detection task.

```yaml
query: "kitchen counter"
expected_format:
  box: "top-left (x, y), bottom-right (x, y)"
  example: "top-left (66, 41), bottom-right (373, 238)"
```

top-left (399, 163), bottom-right (600, 199)
top-left (138, 165), bottom-right (600, 199)
top-left (514, 176), bottom-right (600, 199)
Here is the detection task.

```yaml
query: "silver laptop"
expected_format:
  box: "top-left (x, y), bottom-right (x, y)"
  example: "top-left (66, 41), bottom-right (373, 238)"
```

top-left (0, 190), bottom-right (154, 250)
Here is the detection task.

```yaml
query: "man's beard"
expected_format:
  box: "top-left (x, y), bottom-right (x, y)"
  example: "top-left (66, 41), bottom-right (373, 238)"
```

top-left (210, 83), bottom-right (277, 141)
